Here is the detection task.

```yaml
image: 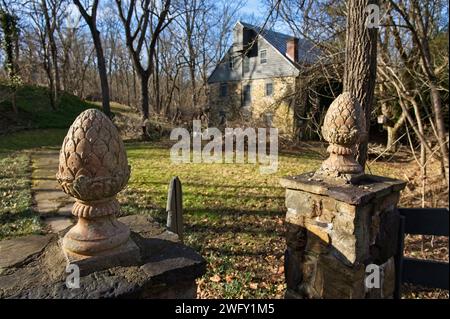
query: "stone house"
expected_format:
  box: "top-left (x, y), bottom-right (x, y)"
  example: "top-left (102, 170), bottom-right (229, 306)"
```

top-left (207, 21), bottom-right (319, 137)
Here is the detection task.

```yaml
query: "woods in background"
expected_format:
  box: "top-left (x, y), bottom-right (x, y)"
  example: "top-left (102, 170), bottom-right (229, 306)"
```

top-left (0, 0), bottom-right (243, 120)
top-left (0, 0), bottom-right (448, 196)
top-left (269, 0), bottom-right (448, 197)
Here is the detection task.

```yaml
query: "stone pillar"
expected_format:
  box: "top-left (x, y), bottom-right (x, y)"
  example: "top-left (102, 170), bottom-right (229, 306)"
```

top-left (281, 93), bottom-right (406, 299)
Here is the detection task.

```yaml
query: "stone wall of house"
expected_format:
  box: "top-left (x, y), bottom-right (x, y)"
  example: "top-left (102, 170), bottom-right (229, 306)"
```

top-left (209, 81), bottom-right (242, 123)
top-left (208, 76), bottom-right (296, 136)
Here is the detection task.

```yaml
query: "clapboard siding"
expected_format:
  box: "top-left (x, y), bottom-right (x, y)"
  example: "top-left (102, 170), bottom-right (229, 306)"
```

top-left (208, 28), bottom-right (299, 83)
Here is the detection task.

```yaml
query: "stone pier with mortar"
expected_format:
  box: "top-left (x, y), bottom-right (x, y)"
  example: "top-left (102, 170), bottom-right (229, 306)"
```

top-left (282, 93), bottom-right (406, 299)
top-left (0, 109), bottom-right (205, 298)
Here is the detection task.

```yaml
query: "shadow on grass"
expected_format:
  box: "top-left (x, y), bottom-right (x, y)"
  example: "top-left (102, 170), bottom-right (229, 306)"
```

top-left (0, 208), bottom-right (38, 225)
top-left (185, 218), bottom-right (283, 235)
top-left (184, 207), bottom-right (282, 218)
top-left (130, 180), bottom-right (282, 191)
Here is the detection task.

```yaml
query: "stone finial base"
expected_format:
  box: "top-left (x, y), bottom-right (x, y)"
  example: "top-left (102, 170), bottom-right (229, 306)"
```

top-left (61, 238), bottom-right (141, 276)
top-left (62, 198), bottom-right (131, 256)
top-left (281, 172), bottom-right (406, 299)
top-left (62, 215), bottom-right (131, 256)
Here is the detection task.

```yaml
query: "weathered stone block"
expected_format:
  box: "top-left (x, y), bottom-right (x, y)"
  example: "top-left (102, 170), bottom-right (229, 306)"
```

top-left (370, 208), bottom-right (400, 264)
top-left (305, 223), bottom-right (330, 245)
top-left (0, 234), bottom-right (53, 270)
top-left (329, 231), bottom-right (357, 265)
top-left (285, 189), bottom-right (318, 220)
top-left (318, 254), bottom-right (366, 299)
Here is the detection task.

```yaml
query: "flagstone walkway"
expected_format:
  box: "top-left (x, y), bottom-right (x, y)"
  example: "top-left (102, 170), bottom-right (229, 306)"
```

top-left (31, 149), bottom-right (74, 233)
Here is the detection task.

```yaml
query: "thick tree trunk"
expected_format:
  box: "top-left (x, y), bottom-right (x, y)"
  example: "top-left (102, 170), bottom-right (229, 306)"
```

top-left (140, 74), bottom-right (150, 119)
top-left (73, 0), bottom-right (111, 117)
top-left (125, 68), bottom-right (131, 107)
top-left (132, 64), bottom-right (137, 106)
top-left (91, 29), bottom-right (111, 117)
top-left (343, 0), bottom-right (379, 170)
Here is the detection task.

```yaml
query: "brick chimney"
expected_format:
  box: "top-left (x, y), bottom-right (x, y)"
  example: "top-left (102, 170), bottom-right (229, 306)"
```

top-left (286, 37), bottom-right (299, 63)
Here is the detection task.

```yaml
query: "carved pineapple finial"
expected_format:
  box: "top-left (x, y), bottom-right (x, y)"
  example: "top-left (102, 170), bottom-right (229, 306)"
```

top-left (57, 109), bottom-right (131, 256)
top-left (316, 92), bottom-right (365, 180)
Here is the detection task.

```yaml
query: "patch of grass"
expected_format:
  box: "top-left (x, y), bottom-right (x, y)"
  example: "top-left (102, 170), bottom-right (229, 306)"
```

top-left (117, 141), bottom-right (447, 298)
top-left (0, 129), bottom-right (67, 153)
top-left (0, 84), bottom-right (96, 133)
top-left (116, 142), bottom-right (320, 298)
top-left (0, 152), bottom-right (42, 240)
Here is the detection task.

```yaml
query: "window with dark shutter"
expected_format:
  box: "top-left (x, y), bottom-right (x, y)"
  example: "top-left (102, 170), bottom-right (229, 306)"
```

top-left (243, 57), bottom-right (250, 74)
top-left (229, 56), bottom-right (234, 69)
top-left (266, 82), bottom-right (273, 96)
top-left (220, 83), bottom-right (227, 97)
top-left (243, 84), bottom-right (251, 106)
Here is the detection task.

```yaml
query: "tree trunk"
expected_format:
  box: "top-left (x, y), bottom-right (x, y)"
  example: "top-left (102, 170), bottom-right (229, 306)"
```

top-left (140, 74), bottom-right (150, 119)
top-left (386, 127), bottom-right (397, 151)
top-left (41, 0), bottom-right (60, 107)
top-left (411, 98), bottom-right (427, 207)
top-left (43, 55), bottom-right (57, 111)
top-left (429, 82), bottom-right (449, 186)
top-left (385, 112), bottom-right (406, 151)
top-left (132, 64), bottom-right (137, 107)
top-left (154, 50), bottom-right (161, 114)
top-left (343, 0), bottom-right (379, 170)
top-left (50, 42), bottom-right (60, 106)
top-left (91, 29), bottom-right (111, 117)
top-left (73, 0), bottom-right (111, 117)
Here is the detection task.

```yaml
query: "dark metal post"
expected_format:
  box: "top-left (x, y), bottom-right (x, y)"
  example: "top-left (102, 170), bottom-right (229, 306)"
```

top-left (166, 176), bottom-right (183, 242)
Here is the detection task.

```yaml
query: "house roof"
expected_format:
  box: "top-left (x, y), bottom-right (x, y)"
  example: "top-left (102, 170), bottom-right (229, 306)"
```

top-left (238, 21), bottom-right (319, 65)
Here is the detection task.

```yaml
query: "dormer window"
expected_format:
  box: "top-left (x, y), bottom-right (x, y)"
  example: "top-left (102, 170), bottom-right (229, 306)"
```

top-left (260, 49), bottom-right (267, 64)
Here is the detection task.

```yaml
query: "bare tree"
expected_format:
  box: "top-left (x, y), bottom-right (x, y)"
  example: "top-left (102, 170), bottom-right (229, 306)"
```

top-left (73, 0), bottom-right (111, 117)
top-left (41, 0), bottom-right (62, 106)
top-left (343, 0), bottom-right (379, 169)
top-left (115, 0), bottom-right (172, 122)
top-left (0, 6), bottom-right (20, 114)
top-left (388, 0), bottom-right (449, 187)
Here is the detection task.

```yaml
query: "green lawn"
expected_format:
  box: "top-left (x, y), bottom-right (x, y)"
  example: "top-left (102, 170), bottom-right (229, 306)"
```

top-left (1, 86), bottom-right (445, 298)
top-left (0, 127), bottom-right (69, 240)
top-left (0, 128), bottom-right (406, 297)
top-left (116, 141), bottom-right (403, 298)
top-left (0, 85), bottom-right (96, 132)
top-left (0, 152), bottom-right (42, 240)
